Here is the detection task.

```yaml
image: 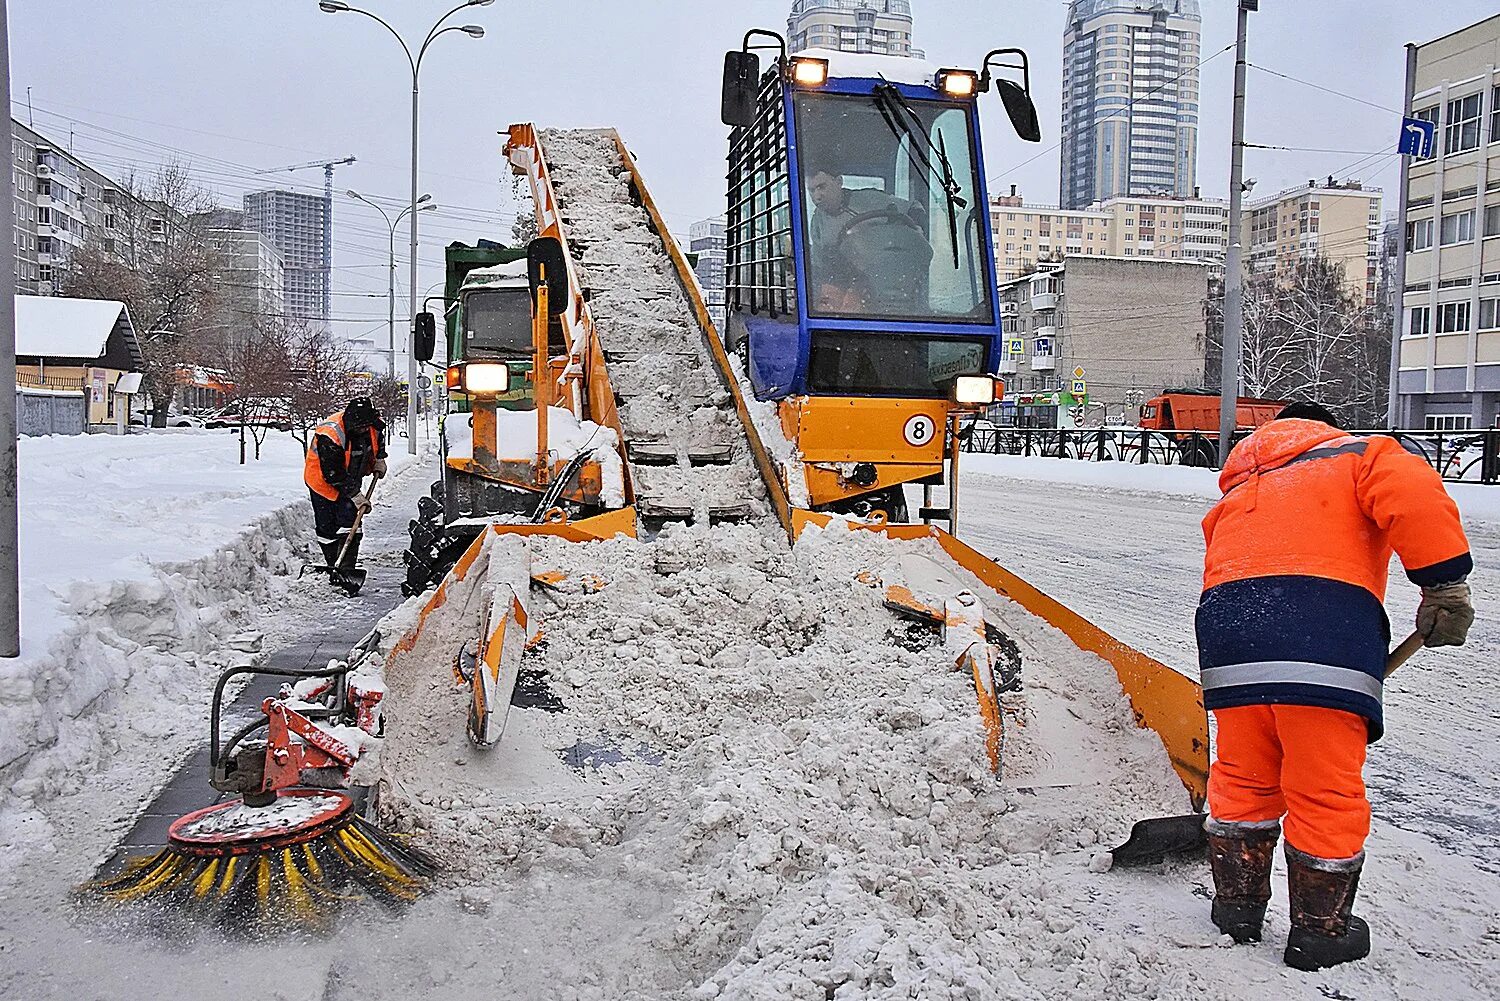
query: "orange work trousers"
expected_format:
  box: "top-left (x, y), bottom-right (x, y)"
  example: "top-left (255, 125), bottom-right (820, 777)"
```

top-left (1207, 704), bottom-right (1371, 860)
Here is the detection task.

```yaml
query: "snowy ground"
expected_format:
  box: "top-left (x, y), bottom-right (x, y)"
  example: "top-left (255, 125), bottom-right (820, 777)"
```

top-left (2, 439), bottom-right (1496, 999)
top-left (0, 428), bottom-right (421, 876)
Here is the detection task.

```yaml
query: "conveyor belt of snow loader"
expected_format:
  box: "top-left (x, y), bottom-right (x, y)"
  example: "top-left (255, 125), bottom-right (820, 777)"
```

top-left (538, 129), bottom-right (774, 532)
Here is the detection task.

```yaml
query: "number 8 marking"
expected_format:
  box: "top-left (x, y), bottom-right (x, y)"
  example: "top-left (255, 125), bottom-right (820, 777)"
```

top-left (903, 414), bottom-right (936, 447)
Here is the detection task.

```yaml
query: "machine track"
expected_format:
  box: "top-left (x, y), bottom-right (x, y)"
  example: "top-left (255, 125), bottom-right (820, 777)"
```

top-left (540, 129), bottom-right (771, 532)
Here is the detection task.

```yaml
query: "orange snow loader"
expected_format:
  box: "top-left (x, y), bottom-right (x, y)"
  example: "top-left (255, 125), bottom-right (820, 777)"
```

top-left (390, 117), bottom-right (1209, 852)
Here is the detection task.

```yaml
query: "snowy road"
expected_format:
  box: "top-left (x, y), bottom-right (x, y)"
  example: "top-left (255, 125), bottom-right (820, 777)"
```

top-left (955, 458), bottom-right (1500, 874)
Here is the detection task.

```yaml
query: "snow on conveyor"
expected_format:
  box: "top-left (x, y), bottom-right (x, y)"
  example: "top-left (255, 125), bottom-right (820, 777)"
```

top-left (539, 129), bottom-right (770, 527)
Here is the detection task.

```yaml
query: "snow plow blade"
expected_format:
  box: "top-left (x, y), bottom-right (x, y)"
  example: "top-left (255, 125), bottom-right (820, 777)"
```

top-left (791, 512), bottom-right (1210, 807)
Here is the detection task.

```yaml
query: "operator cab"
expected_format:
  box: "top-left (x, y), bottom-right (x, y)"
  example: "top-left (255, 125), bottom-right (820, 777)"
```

top-left (721, 37), bottom-right (1039, 403)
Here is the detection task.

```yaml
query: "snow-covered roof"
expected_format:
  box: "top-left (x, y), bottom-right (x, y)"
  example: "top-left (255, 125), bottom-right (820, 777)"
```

top-left (798, 47), bottom-right (940, 88)
top-left (15, 295), bottom-right (135, 361)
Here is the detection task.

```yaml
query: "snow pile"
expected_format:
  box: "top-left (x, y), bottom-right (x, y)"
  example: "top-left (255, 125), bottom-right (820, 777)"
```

top-left (370, 520), bottom-right (1192, 997)
top-left (0, 431), bottom-right (413, 873)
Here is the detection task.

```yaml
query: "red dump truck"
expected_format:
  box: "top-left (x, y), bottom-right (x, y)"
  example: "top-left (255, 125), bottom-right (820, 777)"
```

top-left (1139, 392), bottom-right (1286, 466)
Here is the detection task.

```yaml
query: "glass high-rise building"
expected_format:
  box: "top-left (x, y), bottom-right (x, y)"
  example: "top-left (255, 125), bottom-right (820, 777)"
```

top-left (1060, 0), bottom-right (1201, 210)
top-left (787, 0), bottom-right (922, 59)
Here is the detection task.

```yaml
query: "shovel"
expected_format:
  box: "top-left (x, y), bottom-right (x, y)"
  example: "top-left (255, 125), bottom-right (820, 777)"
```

top-left (1105, 631), bottom-right (1424, 869)
top-left (301, 475), bottom-right (381, 595)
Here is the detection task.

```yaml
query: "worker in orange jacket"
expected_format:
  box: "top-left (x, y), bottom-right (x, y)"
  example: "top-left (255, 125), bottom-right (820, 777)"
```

top-left (304, 397), bottom-right (387, 575)
top-left (1197, 402), bottom-right (1473, 971)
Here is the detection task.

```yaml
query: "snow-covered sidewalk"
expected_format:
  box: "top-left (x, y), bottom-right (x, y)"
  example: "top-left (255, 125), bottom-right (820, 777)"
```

top-left (0, 429), bottom-right (418, 872)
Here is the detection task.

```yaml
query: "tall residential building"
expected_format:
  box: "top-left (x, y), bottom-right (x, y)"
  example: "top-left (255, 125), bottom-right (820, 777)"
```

top-left (1244, 179), bottom-right (1382, 307)
top-left (688, 216), bottom-right (726, 329)
top-left (243, 189), bottom-right (329, 323)
top-left (11, 120), bottom-right (121, 295)
top-left (990, 185), bottom-right (1226, 283)
top-left (787, 0), bottom-right (922, 58)
top-left (1059, 0), bottom-right (1201, 210)
top-left (1394, 14), bottom-right (1500, 430)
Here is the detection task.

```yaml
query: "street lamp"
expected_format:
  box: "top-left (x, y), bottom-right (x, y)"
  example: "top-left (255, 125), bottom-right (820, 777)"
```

top-left (319, 0), bottom-right (490, 453)
top-left (346, 190), bottom-right (434, 379)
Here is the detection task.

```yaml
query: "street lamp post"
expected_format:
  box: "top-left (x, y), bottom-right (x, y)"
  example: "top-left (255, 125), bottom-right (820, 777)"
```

top-left (346, 190), bottom-right (434, 378)
top-left (319, 0), bottom-right (491, 453)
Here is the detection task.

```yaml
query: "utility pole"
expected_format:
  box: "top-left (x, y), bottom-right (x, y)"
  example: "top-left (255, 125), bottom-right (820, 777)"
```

top-left (1217, 0), bottom-right (1255, 468)
top-left (0, 0), bottom-right (20, 657)
top-left (1388, 43), bottom-right (1418, 428)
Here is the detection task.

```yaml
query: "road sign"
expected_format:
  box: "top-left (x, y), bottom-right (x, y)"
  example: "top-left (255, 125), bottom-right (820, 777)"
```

top-left (1399, 117), bottom-right (1436, 158)
top-left (1073, 366), bottom-right (1086, 379)
top-left (417, 375), bottom-right (432, 389)
top-left (1070, 378), bottom-right (1087, 396)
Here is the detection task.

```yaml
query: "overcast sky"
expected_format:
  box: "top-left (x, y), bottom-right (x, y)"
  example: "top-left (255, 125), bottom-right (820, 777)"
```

top-left (10, 0), bottom-right (1498, 349)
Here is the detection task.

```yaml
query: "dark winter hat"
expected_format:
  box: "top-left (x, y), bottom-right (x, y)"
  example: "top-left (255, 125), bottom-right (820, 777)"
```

top-left (1277, 401), bottom-right (1340, 428)
top-left (345, 396), bottom-right (379, 429)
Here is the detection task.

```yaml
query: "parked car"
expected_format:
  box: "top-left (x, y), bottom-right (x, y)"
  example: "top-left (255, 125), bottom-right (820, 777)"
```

top-left (204, 398), bottom-right (295, 432)
top-left (131, 410), bottom-right (207, 429)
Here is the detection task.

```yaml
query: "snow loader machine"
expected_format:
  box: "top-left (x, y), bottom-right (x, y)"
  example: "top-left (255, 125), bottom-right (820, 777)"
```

top-left (392, 32), bottom-right (1212, 865)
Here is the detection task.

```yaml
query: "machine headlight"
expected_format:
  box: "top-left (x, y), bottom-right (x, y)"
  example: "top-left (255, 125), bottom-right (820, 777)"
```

top-left (789, 56), bottom-right (829, 88)
top-left (936, 69), bottom-right (979, 100)
top-left (447, 362), bottom-right (511, 395)
top-left (953, 375), bottom-right (1000, 405)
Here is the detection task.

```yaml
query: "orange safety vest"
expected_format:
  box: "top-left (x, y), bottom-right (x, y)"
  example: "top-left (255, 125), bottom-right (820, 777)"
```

top-left (304, 411), bottom-right (380, 501)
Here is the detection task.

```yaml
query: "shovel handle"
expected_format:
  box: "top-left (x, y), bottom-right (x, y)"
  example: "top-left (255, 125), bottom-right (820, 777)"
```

top-left (332, 474), bottom-right (381, 566)
top-left (1385, 630), bottom-right (1424, 679)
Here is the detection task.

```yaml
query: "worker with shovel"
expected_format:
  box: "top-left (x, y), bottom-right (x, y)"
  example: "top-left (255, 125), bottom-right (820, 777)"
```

top-left (1196, 402), bottom-right (1473, 971)
top-left (304, 396), bottom-right (386, 589)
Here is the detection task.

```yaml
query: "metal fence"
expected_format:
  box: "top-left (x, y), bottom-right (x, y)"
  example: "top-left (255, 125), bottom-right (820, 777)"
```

top-left (17, 389), bottom-right (86, 437)
top-left (960, 424), bottom-right (1500, 485)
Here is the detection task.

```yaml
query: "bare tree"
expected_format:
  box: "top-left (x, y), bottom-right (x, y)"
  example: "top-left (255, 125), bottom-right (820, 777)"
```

top-left (285, 324), bottom-right (359, 454)
top-left (198, 318), bottom-right (290, 463)
top-left (59, 164), bottom-right (228, 426)
top-left (1206, 255), bottom-right (1390, 427)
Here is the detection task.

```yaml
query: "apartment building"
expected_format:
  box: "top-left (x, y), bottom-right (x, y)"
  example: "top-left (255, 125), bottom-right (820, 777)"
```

top-left (1394, 14), bottom-right (1500, 429)
top-left (243, 189), bottom-right (329, 323)
top-left (990, 186), bottom-right (1227, 282)
top-left (996, 255), bottom-right (1210, 425)
top-left (689, 216), bottom-right (726, 329)
top-left (787, 0), bottom-right (922, 58)
top-left (1244, 179), bottom-right (1382, 306)
top-left (1060, 0), bottom-right (1202, 210)
top-left (11, 120), bottom-right (121, 295)
top-left (210, 227), bottom-right (286, 322)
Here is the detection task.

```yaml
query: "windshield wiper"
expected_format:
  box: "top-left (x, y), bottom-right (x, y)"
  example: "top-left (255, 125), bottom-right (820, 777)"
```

top-left (872, 82), bottom-right (966, 268)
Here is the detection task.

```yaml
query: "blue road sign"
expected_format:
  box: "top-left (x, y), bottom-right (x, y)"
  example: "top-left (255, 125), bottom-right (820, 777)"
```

top-left (1399, 117), bottom-right (1436, 158)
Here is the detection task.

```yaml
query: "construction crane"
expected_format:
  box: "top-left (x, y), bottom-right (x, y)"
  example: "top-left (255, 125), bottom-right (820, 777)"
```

top-left (253, 156), bottom-right (356, 322)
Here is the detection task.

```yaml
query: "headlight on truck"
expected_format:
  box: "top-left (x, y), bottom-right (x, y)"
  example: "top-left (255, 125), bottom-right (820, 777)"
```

top-left (952, 375), bottom-right (1001, 405)
top-left (447, 362), bottom-right (511, 395)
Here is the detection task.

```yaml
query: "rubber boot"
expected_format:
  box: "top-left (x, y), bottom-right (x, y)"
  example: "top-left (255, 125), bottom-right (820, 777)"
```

top-left (1283, 845), bottom-right (1371, 971)
top-left (319, 540), bottom-right (343, 569)
top-left (338, 532), bottom-right (363, 571)
top-left (1206, 818), bottom-right (1280, 943)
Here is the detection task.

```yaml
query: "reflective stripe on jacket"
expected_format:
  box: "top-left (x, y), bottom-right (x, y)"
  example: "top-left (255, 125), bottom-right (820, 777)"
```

top-left (1196, 419), bottom-right (1472, 740)
top-left (303, 412), bottom-right (379, 501)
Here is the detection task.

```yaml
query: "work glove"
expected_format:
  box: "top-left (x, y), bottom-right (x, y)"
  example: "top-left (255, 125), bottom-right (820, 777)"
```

top-left (372, 456), bottom-right (388, 478)
top-left (1416, 582), bottom-right (1474, 648)
top-left (350, 492), bottom-right (372, 516)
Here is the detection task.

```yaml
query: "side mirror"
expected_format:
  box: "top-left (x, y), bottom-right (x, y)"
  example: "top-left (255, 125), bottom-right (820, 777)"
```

top-left (526, 236), bottom-right (569, 317)
top-left (995, 79), bottom-right (1042, 143)
top-left (414, 311), bottom-right (436, 363)
top-left (722, 50), bottom-right (760, 128)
